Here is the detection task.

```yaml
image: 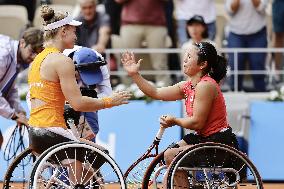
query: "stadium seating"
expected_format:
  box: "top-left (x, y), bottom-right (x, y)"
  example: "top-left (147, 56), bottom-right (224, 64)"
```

top-left (0, 5), bottom-right (29, 39)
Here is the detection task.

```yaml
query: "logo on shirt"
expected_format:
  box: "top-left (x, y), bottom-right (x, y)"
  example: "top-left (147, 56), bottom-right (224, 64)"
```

top-left (29, 82), bottom-right (44, 89)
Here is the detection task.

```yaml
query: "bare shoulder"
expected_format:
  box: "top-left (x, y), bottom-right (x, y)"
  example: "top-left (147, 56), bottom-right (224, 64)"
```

top-left (196, 80), bottom-right (217, 95)
top-left (44, 53), bottom-right (75, 77)
top-left (53, 53), bottom-right (73, 65)
top-left (50, 53), bottom-right (75, 70)
top-left (175, 81), bottom-right (187, 88)
top-left (172, 81), bottom-right (187, 96)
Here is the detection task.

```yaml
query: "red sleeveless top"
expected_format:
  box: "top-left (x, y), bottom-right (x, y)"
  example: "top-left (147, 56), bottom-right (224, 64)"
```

top-left (182, 75), bottom-right (229, 137)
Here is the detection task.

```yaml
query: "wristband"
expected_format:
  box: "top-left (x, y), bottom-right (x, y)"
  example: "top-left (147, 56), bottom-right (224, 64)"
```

top-left (101, 97), bottom-right (113, 108)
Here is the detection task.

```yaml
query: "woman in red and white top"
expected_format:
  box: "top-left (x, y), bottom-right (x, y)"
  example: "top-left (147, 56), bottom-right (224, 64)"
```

top-left (121, 42), bottom-right (239, 187)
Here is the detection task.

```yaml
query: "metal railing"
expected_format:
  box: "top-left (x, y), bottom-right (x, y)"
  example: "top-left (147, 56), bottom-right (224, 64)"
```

top-left (105, 48), bottom-right (284, 92)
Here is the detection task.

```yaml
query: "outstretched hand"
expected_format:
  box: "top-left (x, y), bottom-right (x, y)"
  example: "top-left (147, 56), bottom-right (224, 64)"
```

top-left (121, 52), bottom-right (142, 77)
top-left (110, 91), bottom-right (132, 107)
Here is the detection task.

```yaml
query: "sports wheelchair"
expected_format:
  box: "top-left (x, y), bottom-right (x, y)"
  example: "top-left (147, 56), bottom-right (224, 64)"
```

top-left (124, 128), bottom-right (263, 189)
top-left (3, 105), bottom-right (126, 189)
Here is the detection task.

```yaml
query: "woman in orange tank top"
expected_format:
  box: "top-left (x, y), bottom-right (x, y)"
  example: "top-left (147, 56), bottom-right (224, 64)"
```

top-left (121, 42), bottom-right (239, 188)
top-left (28, 5), bottom-right (131, 185)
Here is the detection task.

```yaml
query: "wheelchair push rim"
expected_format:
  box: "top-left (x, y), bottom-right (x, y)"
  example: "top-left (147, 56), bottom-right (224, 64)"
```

top-left (167, 142), bottom-right (263, 189)
top-left (29, 142), bottom-right (126, 189)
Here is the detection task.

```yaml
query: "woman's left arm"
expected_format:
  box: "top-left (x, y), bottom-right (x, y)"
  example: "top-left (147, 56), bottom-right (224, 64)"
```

top-left (160, 81), bottom-right (217, 130)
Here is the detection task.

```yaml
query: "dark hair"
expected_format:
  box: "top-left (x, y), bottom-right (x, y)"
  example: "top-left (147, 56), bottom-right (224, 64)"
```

top-left (194, 42), bottom-right (227, 83)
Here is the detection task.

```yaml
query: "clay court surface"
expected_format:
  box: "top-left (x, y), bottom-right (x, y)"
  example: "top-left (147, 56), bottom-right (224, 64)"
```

top-left (0, 183), bottom-right (122, 188)
top-left (0, 183), bottom-right (284, 188)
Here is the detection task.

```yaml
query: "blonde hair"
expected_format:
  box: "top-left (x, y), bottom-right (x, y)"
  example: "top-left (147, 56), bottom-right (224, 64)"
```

top-left (41, 5), bottom-right (68, 41)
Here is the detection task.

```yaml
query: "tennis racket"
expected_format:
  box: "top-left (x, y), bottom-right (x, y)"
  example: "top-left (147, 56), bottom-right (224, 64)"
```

top-left (123, 127), bottom-right (165, 189)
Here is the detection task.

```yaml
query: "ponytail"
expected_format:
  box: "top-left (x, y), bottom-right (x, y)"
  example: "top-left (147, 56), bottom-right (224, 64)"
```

top-left (210, 55), bottom-right (227, 83)
top-left (195, 42), bottom-right (228, 83)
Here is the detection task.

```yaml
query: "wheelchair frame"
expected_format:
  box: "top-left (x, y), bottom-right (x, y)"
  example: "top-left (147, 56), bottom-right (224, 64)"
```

top-left (3, 114), bottom-right (126, 189)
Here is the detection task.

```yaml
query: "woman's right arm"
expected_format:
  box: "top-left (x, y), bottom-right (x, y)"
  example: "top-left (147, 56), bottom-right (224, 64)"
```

top-left (56, 56), bottom-right (131, 112)
top-left (131, 73), bottom-right (185, 101)
top-left (121, 52), bottom-right (184, 101)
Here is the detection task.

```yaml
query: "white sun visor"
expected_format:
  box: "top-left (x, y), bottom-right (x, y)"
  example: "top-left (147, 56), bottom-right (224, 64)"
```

top-left (44, 15), bottom-right (82, 31)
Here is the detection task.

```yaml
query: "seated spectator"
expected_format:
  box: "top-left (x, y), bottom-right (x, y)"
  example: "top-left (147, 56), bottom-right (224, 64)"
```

top-left (226, 0), bottom-right (268, 92)
top-left (75, 0), bottom-right (111, 54)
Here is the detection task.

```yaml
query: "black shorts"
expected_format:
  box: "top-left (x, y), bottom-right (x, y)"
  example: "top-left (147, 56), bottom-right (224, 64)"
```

top-left (29, 127), bottom-right (105, 168)
top-left (179, 128), bottom-right (241, 177)
top-left (29, 127), bottom-right (73, 155)
top-left (182, 127), bottom-right (239, 150)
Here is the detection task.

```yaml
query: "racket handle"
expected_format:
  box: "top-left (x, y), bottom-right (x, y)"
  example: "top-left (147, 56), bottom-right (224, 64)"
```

top-left (67, 118), bottom-right (80, 139)
top-left (155, 126), bottom-right (165, 141)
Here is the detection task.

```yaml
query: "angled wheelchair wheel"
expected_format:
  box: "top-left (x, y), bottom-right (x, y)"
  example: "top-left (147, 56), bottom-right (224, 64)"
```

top-left (125, 156), bottom-right (158, 189)
top-left (141, 152), bottom-right (166, 189)
top-left (28, 141), bottom-right (126, 189)
top-left (166, 143), bottom-right (263, 189)
top-left (3, 148), bottom-right (36, 189)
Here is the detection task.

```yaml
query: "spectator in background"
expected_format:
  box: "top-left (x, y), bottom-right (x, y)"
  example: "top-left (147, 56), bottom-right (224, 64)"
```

top-left (174, 0), bottom-right (216, 47)
top-left (0, 27), bottom-right (43, 135)
top-left (165, 0), bottom-right (181, 84)
top-left (272, 0), bottom-right (284, 82)
top-left (226, 0), bottom-right (268, 92)
top-left (181, 15), bottom-right (215, 52)
top-left (104, 0), bottom-right (122, 35)
top-left (103, 0), bottom-right (122, 85)
top-left (76, 0), bottom-right (111, 54)
top-left (115, 0), bottom-right (171, 86)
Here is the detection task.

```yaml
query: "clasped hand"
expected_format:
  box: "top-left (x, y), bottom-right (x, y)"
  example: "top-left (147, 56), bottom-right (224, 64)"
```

top-left (15, 112), bottom-right (28, 127)
top-left (159, 115), bottom-right (176, 128)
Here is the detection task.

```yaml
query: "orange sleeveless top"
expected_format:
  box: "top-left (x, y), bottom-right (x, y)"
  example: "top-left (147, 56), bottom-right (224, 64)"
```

top-left (28, 47), bottom-right (66, 128)
top-left (182, 75), bottom-right (229, 137)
